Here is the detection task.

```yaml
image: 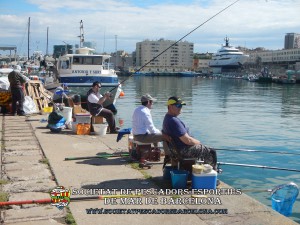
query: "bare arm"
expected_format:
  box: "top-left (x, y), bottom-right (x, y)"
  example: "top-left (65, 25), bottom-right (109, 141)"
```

top-left (179, 133), bottom-right (201, 146)
top-left (97, 92), bottom-right (111, 105)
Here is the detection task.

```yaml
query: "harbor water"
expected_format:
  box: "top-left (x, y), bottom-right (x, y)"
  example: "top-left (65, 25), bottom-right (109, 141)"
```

top-left (110, 76), bottom-right (300, 222)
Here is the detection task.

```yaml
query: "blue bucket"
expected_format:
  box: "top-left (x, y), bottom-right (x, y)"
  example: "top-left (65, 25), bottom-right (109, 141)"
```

top-left (163, 166), bottom-right (176, 180)
top-left (170, 170), bottom-right (189, 189)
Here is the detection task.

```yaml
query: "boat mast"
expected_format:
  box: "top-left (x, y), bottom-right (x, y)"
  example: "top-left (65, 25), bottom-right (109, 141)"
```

top-left (28, 17), bottom-right (30, 59)
top-left (115, 35), bottom-right (118, 69)
top-left (46, 27), bottom-right (49, 55)
top-left (79, 20), bottom-right (84, 48)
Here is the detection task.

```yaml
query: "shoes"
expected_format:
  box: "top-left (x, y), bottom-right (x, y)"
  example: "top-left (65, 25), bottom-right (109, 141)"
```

top-left (109, 127), bottom-right (120, 134)
top-left (18, 113), bottom-right (26, 116)
top-left (110, 130), bottom-right (119, 134)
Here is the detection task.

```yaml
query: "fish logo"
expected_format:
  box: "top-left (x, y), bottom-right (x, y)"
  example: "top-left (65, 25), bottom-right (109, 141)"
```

top-left (50, 186), bottom-right (71, 210)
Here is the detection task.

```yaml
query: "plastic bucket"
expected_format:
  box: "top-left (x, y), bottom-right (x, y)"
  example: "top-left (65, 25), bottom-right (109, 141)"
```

top-left (170, 170), bottom-right (189, 189)
top-left (61, 107), bottom-right (72, 123)
top-left (163, 166), bottom-right (177, 180)
top-left (94, 124), bottom-right (108, 136)
top-left (43, 107), bottom-right (53, 113)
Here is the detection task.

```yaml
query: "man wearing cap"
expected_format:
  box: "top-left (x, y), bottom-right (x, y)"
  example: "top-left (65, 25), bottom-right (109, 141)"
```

top-left (53, 83), bottom-right (70, 105)
top-left (87, 81), bottom-right (119, 134)
top-left (132, 94), bottom-right (163, 144)
top-left (162, 96), bottom-right (217, 170)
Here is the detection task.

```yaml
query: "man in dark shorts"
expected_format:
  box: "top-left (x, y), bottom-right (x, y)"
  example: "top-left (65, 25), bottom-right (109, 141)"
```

top-left (162, 96), bottom-right (217, 170)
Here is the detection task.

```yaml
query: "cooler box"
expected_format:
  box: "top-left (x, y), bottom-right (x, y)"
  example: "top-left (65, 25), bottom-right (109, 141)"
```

top-left (74, 113), bottom-right (91, 124)
top-left (192, 170), bottom-right (217, 189)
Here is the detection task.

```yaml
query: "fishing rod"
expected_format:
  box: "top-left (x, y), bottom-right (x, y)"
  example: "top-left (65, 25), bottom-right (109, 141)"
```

top-left (64, 153), bottom-right (129, 161)
top-left (213, 148), bottom-right (300, 156)
top-left (109, 0), bottom-right (241, 92)
top-left (242, 182), bottom-right (298, 194)
top-left (0, 194), bottom-right (143, 206)
top-left (217, 161), bottom-right (300, 172)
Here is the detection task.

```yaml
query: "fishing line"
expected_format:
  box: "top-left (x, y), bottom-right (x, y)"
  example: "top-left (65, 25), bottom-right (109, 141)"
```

top-left (109, 0), bottom-right (241, 92)
top-left (216, 161), bottom-right (300, 172)
top-left (241, 182), bottom-right (298, 193)
top-left (213, 148), bottom-right (300, 156)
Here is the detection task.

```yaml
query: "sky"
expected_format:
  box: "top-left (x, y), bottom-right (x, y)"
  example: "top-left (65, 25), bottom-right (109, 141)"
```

top-left (0, 0), bottom-right (299, 56)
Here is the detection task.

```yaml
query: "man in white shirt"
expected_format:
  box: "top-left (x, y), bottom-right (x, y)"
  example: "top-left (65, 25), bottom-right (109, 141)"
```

top-left (132, 94), bottom-right (163, 145)
top-left (87, 81), bottom-right (119, 133)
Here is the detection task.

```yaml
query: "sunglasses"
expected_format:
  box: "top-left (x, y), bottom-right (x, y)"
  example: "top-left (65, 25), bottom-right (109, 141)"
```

top-left (174, 104), bottom-right (182, 108)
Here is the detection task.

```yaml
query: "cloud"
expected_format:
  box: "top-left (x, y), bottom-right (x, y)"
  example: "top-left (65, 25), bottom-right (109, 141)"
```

top-left (0, 0), bottom-right (299, 55)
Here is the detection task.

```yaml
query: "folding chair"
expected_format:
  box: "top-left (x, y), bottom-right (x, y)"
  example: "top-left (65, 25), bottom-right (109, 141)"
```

top-left (162, 134), bottom-right (197, 174)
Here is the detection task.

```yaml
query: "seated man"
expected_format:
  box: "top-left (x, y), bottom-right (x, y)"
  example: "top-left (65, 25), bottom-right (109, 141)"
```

top-left (132, 94), bottom-right (170, 166)
top-left (87, 81), bottom-right (119, 134)
top-left (162, 96), bottom-right (217, 170)
top-left (132, 94), bottom-right (163, 145)
top-left (53, 83), bottom-right (71, 106)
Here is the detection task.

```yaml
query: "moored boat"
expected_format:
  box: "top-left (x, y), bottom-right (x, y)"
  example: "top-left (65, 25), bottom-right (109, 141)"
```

top-left (179, 71), bottom-right (201, 77)
top-left (56, 21), bottom-right (120, 108)
top-left (274, 70), bottom-right (296, 84)
top-left (248, 74), bottom-right (259, 82)
top-left (209, 37), bottom-right (249, 69)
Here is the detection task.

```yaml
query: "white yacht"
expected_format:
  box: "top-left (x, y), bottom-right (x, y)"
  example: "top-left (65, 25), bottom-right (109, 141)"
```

top-left (209, 37), bottom-right (249, 68)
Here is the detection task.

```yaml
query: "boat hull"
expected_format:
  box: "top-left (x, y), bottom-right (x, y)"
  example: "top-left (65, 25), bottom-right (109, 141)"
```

top-left (58, 74), bottom-right (120, 105)
top-left (59, 75), bottom-right (119, 87)
top-left (209, 55), bottom-right (249, 68)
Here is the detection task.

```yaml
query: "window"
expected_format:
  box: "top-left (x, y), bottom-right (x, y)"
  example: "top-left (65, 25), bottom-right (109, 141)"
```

top-left (73, 57), bottom-right (80, 64)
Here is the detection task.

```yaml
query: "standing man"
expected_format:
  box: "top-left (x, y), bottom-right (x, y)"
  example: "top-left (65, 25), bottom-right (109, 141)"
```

top-left (162, 96), bottom-right (217, 170)
top-left (87, 81), bottom-right (119, 134)
top-left (8, 70), bottom-right (27, 116)
top-left (132, 94), bottom-right (163, 144)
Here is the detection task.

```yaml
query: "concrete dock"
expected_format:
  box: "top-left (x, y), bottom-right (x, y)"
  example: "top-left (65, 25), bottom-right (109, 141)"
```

top-left (0, 114), bottom-right (298, 225)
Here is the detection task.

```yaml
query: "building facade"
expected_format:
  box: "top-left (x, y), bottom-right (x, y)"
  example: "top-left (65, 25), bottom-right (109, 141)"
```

top-left (135, 39), bottom-right (194, 72)
top-left (284, 33), bottom-right (300, 49)
top-left (247, 48), bottom-right (300, 67)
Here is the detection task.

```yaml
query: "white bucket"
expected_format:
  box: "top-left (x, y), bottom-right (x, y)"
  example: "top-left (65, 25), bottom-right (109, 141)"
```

top-left (61, 107), bottom-right (73, 123)
top-left (94, 124), bottom-right (108, 136)
top-left (72, 122), bottom-right (78, 134)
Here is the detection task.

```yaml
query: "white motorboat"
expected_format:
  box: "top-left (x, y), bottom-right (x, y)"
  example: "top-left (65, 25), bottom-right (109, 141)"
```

top-left (209, 37), bottom-right (249, 68)
top-left (56, 21), bottom-right (121, 108)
